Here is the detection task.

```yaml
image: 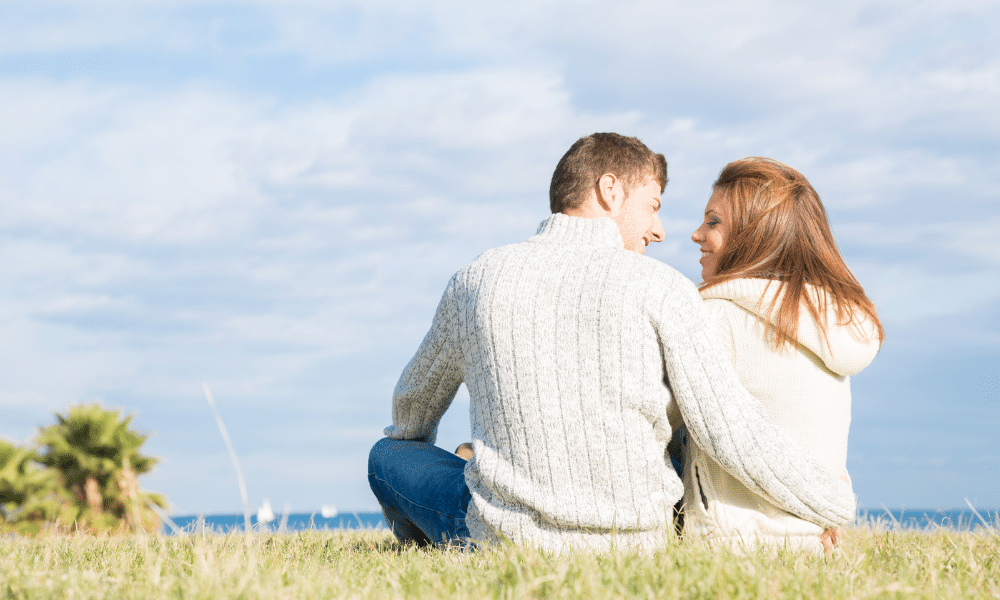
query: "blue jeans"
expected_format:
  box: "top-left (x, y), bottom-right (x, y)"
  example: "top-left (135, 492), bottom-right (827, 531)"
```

top-left (367, 437), bottom-right (471, 547)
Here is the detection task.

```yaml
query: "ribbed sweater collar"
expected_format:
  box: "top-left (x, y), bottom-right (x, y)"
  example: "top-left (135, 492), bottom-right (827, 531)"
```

top-left (529, 213), bottom-right (625, 248)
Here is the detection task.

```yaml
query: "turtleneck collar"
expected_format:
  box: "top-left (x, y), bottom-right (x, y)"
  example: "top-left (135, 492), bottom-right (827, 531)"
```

top-left (529, 213), bottom-right (625, 249)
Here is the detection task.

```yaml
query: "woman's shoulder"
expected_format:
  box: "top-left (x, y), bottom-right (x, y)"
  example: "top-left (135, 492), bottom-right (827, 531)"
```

top-left (699, 278), bottom-right (775, 304)
top-left (699, 279), bottom-right (778, 328)
top-left (701, 278), bottom-right (880, 375)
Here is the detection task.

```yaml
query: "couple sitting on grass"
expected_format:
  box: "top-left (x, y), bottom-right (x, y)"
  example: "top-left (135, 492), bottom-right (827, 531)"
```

top-left (368, 133), bottom-right (883, 555)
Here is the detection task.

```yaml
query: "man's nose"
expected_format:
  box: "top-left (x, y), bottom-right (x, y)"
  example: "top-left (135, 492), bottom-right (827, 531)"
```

top-left (650, 216), bottom-right (665, 243)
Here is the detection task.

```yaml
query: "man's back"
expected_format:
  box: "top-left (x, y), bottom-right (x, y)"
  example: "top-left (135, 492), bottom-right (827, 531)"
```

top-left (392, 214), bottom-right (689, 552)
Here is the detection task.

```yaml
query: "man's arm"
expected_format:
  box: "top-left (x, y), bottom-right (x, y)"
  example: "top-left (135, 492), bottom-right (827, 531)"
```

top-left (654, 278), bottom-right (856, 529)
top-left (383, 274), bottom-right (464, 446)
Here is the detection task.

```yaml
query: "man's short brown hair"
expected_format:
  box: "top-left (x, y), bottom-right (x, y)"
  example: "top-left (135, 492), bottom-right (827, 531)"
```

top-left (549, 133), bottom-right (668, 214)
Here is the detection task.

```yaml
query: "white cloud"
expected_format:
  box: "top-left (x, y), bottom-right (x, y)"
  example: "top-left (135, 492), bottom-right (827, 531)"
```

top-left (0, 0), bottom-right (997, 512)
top-left (858, 265), bottom-right (1000, 323)
top-left (0, 63), bottom-right (625, 509)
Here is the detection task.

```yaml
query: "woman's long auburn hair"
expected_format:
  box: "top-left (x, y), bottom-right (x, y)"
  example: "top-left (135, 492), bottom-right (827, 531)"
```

top-left (701, 157), bottom-right (884, 350)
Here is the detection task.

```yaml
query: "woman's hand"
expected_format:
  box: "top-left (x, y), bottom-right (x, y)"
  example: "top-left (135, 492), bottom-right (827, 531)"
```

top-left (820, 528), bottom-right (841, 555)
top-left (821, 471), bottom-right (851, 554)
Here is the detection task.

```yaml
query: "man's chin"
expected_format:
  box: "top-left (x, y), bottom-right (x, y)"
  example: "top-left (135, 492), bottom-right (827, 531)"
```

top-left (624, 239), bottom-right (647, 254)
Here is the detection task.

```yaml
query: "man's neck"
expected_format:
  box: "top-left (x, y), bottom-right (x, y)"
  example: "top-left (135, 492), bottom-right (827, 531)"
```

top-left (561, 204), bottom-right (611, 220)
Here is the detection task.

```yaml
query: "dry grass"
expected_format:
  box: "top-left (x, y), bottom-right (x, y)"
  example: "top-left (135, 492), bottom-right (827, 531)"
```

top-left (0, 525), bottom-right (998, 599)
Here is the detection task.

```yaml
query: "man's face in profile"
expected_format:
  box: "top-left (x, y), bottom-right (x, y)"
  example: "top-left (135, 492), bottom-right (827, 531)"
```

top-left (616, 177), bottom-right (664, 254)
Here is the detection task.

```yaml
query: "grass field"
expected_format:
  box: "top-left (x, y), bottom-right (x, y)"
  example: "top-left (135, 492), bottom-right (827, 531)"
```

top-left (1, 525), bottom-right (998, 599)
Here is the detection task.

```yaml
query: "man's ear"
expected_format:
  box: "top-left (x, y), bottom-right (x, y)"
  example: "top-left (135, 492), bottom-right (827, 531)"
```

top-left (596, 173), bottom-right (625, 214)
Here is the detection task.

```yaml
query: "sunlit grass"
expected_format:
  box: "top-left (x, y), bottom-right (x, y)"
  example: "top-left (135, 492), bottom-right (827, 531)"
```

top-left (0, 525), bottom-right (997, 599)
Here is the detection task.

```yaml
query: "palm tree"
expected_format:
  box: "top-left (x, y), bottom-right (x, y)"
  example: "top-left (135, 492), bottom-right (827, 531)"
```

top-left (0, 440), bottom-right (40, 515)
top-left (0, 439), bottom-right (76, 534)
top-left (36, 403), bottom-right (167, 533)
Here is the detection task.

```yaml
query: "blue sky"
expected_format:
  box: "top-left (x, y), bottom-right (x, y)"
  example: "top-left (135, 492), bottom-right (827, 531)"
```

top-left (0, 0), bottom-right (997, 515)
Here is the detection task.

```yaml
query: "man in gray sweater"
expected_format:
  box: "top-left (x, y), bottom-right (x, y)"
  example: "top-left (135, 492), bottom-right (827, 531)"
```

top-left (368, 133), bottom-right (856, 553)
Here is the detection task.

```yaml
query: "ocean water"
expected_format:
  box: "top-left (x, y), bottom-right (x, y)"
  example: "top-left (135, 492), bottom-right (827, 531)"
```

top-left (165, 512), bottom-right (386, 534)
top-left (856, 508), bottom-right (998, 531)
top-left (162, 508), bottom-right (998, 535)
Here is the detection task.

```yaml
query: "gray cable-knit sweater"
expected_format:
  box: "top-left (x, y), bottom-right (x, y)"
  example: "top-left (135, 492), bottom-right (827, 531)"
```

top-left (384, 214), bottom-right (856, 553)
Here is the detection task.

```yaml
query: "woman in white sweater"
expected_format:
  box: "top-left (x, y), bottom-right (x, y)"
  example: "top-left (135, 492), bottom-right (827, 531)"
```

top-left (685, 157), bottom-right (884, 553)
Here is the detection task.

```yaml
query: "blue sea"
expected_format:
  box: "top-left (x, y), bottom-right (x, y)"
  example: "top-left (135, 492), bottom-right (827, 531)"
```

top-left (855, 508), bottom-right (998, 531)
top-left (163, 508), bottom-right (998, 535)
top-left (164, 512), bottom-right (386, 534)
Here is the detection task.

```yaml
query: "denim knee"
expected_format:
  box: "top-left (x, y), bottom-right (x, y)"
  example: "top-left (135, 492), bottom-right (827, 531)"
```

top-left (368, 437), bottom-right (389, 474)
top-left (367, 437), bottom-right (394, 496)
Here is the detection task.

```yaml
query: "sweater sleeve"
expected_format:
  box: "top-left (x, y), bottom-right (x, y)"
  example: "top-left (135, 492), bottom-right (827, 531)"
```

top-left (702, 299), bottom-right (738, 366)
top-left (655, 279), bottom-right (857, 528)
top-left (383, 274), bottom-right (464, 446)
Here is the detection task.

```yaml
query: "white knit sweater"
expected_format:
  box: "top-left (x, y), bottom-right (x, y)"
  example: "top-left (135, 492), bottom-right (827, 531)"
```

top-left (682, 279), bottom-right (880, 552)
top-left (385, 214), bottom-right (857, 553)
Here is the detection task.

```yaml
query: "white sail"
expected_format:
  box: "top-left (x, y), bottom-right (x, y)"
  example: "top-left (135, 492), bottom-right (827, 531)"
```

top-left (257, 498), bottom-right (275, 524)
top-left (320, 504), bottom-right (338, 518)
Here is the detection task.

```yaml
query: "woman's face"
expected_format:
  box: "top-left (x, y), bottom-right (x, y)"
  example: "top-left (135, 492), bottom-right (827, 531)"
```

top-left (691, 191), bottom-right (730, 281)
